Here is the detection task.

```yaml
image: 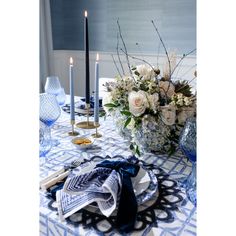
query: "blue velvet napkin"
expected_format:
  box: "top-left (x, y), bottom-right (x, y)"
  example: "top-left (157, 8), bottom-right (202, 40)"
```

top-left (96, 160), bottom-right (140, 233)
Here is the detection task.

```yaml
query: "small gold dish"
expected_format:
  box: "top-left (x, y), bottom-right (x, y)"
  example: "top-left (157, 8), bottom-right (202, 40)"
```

top-left (71, 136), bottom-right (94, 150)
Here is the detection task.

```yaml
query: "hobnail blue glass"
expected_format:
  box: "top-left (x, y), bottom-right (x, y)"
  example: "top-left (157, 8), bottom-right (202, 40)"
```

top-left (44, 76), bottom-right (61, 96)
top-left (179, 117), bottom-right (197, 206)
top-left (39, 121), bottom-right (52, 157)
top-left (39, 93), bottom-right (61, 150)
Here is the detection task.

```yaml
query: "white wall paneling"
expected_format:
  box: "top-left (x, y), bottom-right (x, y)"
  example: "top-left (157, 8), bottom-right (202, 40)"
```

top-left (50, 50), bottom-right (196, 97)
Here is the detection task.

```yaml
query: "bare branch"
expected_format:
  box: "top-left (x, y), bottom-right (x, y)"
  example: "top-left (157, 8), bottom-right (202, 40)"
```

top-left (117, 19), bottom-right (134, 78)
top-left (116, 32), bottom-right (125, 75)
top-left (120, 48), bottom-right (155, 71)
top-left (111, 54), bottom-right (122, 77)
top-left (171, 49), bottom-right (196, 77)
top-left (151, 20), bottom-right (171, 80)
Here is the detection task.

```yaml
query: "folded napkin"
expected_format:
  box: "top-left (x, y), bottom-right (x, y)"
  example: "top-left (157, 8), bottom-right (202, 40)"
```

top-left (56, 159), bottom-right (140, 233)
top-left (56, 167), bottom-right (121, 220)
top-left (96, 160), bottom-right (140, 233)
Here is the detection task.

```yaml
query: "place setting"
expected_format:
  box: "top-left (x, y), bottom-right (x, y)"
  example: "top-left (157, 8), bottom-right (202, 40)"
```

top-left (40, 2), bottom-right (197, 235)
top-left (41, 155), bottom-right (184, 234)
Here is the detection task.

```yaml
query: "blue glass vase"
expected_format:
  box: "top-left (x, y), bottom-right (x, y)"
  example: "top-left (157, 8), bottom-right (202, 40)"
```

top-left (179, 117), bottom-right (196, 206)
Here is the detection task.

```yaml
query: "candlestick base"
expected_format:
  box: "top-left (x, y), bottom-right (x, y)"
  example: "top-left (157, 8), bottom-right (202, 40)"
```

top-left (68, 131), bottom-right (79, 136)
top-left (68, 121), bottom-right (79, 136)
top-left (91, 132), bottom-right (102, 138)
top-left (76, 121), bottom-right (98, 129)
top-left (91, 123), bottom-right (102, 138)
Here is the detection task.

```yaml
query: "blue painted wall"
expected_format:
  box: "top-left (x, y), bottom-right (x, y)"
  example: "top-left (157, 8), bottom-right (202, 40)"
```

top-left (50, 0), bottom-right (196, 54)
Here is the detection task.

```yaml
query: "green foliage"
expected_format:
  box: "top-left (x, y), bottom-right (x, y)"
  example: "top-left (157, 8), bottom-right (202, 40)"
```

top-left (120, 110), bottom-right (132, 116)
top-left (129, 142), bottom-right (141, 156)
top-left (124, 117), bottom-right (131, 128)
top-left (99, 110), bottom-right (106, 117)
top-left (103, 103), bottom-right (119, 108)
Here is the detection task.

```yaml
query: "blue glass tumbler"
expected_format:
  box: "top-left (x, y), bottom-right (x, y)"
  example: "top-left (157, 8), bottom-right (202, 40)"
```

top-left (39, 121), bottom-right (52, 158)
top-left (179, 117), bottom-right (196, 206)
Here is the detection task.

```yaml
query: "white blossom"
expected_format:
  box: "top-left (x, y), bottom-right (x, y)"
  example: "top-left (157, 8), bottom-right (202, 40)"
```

top-left (128, 90), bottom-right (149, 117)
top-left (135, 64), bottom-right (155, 80)
top-left (148, 93), bottom-right (159, 113)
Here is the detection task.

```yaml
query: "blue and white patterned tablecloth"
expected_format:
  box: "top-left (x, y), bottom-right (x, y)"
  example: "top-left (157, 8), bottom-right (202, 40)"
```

top-left (40, 109), bottom-right (196, 236)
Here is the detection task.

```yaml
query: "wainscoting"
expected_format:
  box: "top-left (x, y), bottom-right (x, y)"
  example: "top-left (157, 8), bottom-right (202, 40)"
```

top-left (44, 50), bottom-right (196, 97)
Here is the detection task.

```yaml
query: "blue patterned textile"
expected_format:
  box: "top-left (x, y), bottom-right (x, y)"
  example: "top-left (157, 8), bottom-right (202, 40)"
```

top-left (39, 99), bottom-right (196, 236)
top-left (57, 167), bottom-right (120, 220)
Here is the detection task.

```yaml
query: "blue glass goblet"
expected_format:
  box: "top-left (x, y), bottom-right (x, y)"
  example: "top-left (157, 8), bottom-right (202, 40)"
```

top-left (39, 120), bottom-right (52, 158)
top-left (39, 93), bottom-right (61, 151)
top-left (44, 76), bottom-right (61, 96)
top-left (179, 117), bottom-right (196, 206)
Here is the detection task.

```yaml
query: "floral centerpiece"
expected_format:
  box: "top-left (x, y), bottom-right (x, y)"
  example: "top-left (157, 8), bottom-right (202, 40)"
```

top-left (103, 20), bottom-right (196, 156)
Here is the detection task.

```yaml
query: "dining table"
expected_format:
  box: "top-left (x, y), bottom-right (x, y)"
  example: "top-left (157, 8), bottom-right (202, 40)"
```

top-left (39, 96), bottom-right (196, 236)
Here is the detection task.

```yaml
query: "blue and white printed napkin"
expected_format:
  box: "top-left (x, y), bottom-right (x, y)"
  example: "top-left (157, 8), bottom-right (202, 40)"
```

top-left (56, 167), bottom-right (121, 220)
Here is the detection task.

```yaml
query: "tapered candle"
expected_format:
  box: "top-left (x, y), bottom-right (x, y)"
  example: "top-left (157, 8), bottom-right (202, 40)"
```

top-left (69, 57), bottom-right (75, 121)
top-left (84, 10), bottom-right (90, 105)
top-left (94, 53), bottom-right (99, 124)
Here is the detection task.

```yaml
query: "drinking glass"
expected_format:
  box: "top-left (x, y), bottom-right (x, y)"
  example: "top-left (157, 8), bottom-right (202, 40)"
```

top-left (39, 121), bottom-right (52, 158)
top-left (39, 93), bottom-right (61, 151)
top-left (44, 76), bottom-right (61, 96)
top-left (56, 87), bottom-right (66, 106)
top-left (179, 117), bottom-right (196, 206)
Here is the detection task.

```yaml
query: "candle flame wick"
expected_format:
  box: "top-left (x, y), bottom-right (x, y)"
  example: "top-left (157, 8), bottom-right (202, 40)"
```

top-left (96, 53), bottom-right (99, 61)
top-left (70, 57), bottom-right (73, 65)
top-left (85, 10), bottom-right (87, 17)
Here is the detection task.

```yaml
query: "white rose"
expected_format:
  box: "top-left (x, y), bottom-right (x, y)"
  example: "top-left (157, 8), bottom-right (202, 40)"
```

top-left (148, 93), bottom-right (159, 113)
top-left (159, 81), bottom-right (175, 98)
top-left (102, 92), bottom-right (113, 114)
top-left (128, 90), bottom-right (149, 117)
top-left (177, 107), bottom-right (195, 125)
top-left (160, 104), bottom-right (176, 126)
top-left (135, 64), bottom-right (155, 80)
